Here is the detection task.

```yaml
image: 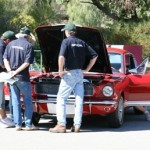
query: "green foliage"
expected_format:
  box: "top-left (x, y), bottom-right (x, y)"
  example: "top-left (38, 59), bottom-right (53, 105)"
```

top-left (0, 0), bottom-right (63, 33)
top-left (132, 21), bottom-right (150, 57)
top-left (10, 14), bottom-right (36, 31)
top-left (0, 0), bottom-right (35, 33)
top-left (88, 0), bottom-right (150, 22)
top-left (57, 0), bottom-right (150, 23)
top-left (0, 0), bottom-right (149, 60)
top-left (66, 0), bottom-right (102, 27)
top-left (28, 0), bottom-right (62, 26)
top-left (103, 21), bottom-right (150, 58)
top-left (103, 22), bottom-right (132, 44)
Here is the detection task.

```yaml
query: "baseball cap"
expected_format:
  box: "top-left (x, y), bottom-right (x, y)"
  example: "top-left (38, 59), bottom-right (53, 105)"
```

top-left (61, 22), bottom-right (76, 31)
top-left (1, 31), bottom-right (16, 40)
top-left (15, 26), bottom-right (31, 38)
top-left (19, 26), bottom-right (31, 35)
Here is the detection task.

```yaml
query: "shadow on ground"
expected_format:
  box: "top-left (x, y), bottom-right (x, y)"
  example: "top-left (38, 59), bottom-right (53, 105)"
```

top-left (37, 107), bottom-right (150, 132)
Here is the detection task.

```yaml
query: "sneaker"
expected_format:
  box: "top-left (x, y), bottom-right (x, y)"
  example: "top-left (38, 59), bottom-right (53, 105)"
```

top-left (15, 126), bottom-right (22, 131)
top-left (49, 124), bottom-right (66, 133)
top-left (24, 125), bottom-right (39, 131)
top-left (0, 119), bottom-right (9, 128)
top-left (145, 111), bottom-right (150, 121)
top-left (1, 117), bottom-right (15, 127)
top-left (71, 126), bottom-right (80, 133)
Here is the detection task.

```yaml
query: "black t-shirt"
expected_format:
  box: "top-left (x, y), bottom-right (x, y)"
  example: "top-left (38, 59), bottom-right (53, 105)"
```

top-left (3, 38), bottom-right (34, 81)
top-left (0, 39), bottom-right (6, 73)
top-left (59, 36), bottom-right (98, 70)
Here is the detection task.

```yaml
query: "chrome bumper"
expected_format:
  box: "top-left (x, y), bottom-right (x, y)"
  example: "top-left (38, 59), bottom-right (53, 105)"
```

top-left (33, 97), bottom-right (117, 105)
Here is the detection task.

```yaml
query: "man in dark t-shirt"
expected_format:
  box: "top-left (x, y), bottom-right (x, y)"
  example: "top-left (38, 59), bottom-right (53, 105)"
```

top-left (49, 23), bottom-right (98, 133)
top-left (3, 26), bottom-right (37, 131)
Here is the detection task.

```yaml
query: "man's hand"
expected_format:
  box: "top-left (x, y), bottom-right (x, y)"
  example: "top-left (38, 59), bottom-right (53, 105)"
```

top-left (8, 70), bottom-right (17, 77)
top-left (59, 71), bottom-right (65, 78)
top-left (82, 70), bottom-right (88, 73)
top-left (58, 70), bottom-right (68, 78)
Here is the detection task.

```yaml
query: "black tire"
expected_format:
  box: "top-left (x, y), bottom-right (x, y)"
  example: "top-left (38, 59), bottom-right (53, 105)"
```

top-left (32, 112), bottom-right (41, 126)
top-left (107, 96), bottom-right (124, 128)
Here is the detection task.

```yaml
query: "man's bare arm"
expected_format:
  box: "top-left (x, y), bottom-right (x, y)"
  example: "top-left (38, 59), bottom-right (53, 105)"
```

top-left (84, 56), bottom-right (98, 72)
top-left (4, 58), bottom-right (29, 77)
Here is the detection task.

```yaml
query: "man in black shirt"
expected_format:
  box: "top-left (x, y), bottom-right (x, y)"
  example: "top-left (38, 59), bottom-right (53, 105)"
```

top-left (3, 26), bottom-right (37, 131)
top-left (0, 31), bottom-right (16, 127)
top-left (49, 23), bottom-right (98, 133)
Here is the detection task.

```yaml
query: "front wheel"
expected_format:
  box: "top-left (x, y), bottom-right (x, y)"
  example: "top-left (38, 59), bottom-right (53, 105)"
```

top-left (107, 96), bottom-right (124, 128)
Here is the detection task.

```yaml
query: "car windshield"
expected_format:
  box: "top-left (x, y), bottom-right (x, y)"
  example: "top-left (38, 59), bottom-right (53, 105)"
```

top-left (108, 53), bottom-right (122, 73)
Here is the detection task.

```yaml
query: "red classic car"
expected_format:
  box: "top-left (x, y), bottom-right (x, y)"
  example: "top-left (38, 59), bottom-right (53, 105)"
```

top-left (7, 24), bottom-right (150, 128)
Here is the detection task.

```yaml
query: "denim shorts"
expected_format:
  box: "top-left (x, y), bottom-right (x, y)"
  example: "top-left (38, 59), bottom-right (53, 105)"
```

top-left (0, 82), bottom-right (5, 109)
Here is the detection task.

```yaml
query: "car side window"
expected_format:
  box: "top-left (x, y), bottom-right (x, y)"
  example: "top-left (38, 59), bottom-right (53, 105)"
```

top-left (125, 54), bottom-right (136, 73)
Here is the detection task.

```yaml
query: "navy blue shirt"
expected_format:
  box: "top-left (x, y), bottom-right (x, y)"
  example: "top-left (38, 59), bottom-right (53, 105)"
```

top-left (59, 36), bottom-right (98, 70)
top-left (3, 38), bottom-right (34, 81)
top-left (0, 39), bottom-right (6, 73)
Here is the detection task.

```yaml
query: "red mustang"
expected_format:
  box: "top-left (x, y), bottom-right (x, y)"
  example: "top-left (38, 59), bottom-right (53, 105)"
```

top-left (6, 24), bottom-right (150, 128)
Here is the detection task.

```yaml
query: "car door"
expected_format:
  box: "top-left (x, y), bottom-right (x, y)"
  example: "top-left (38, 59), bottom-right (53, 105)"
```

top-left (126, 58), bottom-right (150, 102)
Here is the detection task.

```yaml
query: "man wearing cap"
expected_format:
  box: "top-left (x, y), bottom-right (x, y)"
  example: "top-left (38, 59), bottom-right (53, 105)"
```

top-left (0, 31), bottom-right (16, 127)
top-left (49, 22), bottom-right (98, 133)
top-left (3, 26), bottom-right (37, 131)
top-left (15, 26), bottom-right (36, 46)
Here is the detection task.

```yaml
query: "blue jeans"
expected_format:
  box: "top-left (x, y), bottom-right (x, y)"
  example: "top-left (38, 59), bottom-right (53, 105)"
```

top-left (0, 82), bottom-right (5, 109)
top-left (56, 69), bottom-right (84, 128)
top-left (10, 81), bottom-right (33, 127)
top-left (7, 84), bottom-right (13, 120)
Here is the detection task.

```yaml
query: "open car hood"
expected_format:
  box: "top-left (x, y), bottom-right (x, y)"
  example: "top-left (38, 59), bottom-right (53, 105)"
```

top-left (35, 24), bottom-right (112, 74)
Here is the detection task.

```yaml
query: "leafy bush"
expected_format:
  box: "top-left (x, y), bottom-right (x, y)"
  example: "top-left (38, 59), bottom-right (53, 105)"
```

top-left (103, 21), bottom-right (150, 58)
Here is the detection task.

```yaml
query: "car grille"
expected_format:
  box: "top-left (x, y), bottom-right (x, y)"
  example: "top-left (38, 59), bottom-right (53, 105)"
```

top-left (34, 81), bottom-right (93, 96)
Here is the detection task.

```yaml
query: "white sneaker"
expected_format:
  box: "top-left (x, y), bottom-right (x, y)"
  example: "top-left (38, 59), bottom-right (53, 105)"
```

top-left (1, 117), bottom-right (15, 127)
top-left (0, 119), bottom-right (9, 128)
top-left (145, 111), bottom-right (150, 121)
top-left (24, 125), bottom-right (39, 131)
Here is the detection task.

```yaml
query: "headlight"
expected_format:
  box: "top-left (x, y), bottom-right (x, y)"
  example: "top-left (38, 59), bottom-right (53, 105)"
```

top-left (102, 86), bottom-right (113, 97)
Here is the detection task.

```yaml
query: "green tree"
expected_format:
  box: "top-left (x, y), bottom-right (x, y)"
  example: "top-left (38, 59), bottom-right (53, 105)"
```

top-left (57, 0), bottom-right (150, 22)
top-left (0, 0), bottom-right (35, 33)
top-left (28, 0), bottom-right (63, 26)
top-left (0, 0), bottom-right (64, 33)
top-left (65, 0), bottom-right (102, 27)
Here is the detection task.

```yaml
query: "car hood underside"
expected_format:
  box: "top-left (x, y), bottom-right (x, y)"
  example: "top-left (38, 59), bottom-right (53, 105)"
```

top-left (35, 24), bottom-right (112, 74)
